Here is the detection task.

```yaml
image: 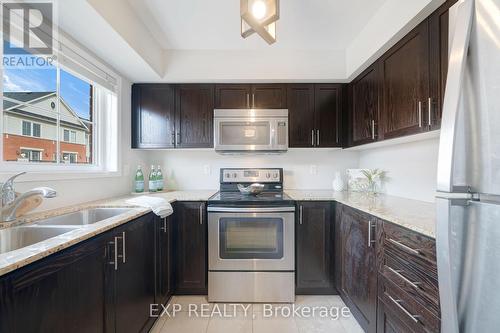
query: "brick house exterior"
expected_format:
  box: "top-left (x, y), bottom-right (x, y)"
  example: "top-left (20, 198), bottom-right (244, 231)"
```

top-left (2, 92), bottom-right (91, 163)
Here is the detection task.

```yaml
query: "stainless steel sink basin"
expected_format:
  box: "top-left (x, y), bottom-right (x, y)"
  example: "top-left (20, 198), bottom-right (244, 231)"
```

top-left (0, 226), bottom-right (78, 254)
top-left (34, 208), bottom-right (132, 226)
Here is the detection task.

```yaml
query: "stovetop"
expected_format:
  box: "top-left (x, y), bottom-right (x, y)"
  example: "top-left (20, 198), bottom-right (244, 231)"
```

top-left (209, 167), bottom-right (294, 207)
top-left (208, 191), bottom-right (295, 207)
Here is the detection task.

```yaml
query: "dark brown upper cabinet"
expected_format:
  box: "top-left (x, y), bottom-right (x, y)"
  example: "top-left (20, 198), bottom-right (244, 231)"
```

top-left (296, 201), bottom-right (335, 294)
top-left (215, 84), bottom-right (251, 108)
top-left (348, 64), bottom-right (380, 146)
top-left (288, 84), bottom-right (343, 148)
top-left (175, 84), bottom-right (214, 148)
top-left (429, 0), bottom-right (457, 131)
top-left (132, 84), bottom-right (175, 149)
top-left (287, 84), bottom-right (315, 147)
top-left (315, 84), bottom-right (343, 147)
top-left (379, 20), bottom-right (430, 140)
top-left (215, 84), bottom-right (286, 109)
top-left (132, 84), bottom-right (214, 149)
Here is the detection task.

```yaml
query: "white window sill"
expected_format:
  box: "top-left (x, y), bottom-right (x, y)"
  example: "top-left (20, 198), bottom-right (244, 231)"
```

top-left (0, 167), bottom-right (122, 183)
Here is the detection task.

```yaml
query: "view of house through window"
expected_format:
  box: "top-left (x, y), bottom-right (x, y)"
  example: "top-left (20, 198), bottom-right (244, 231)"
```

top-left (3, 50), bottom-right (94, 165)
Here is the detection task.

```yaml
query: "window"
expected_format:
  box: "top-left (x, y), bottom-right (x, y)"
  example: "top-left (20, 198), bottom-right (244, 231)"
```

top-left (62, 152), bottom-right (77, 164)
top-left (20, 149), bottom-right (42, 162)
top-left (2, 25), bottom-right (119, 175)
top-left (21, 121), bottom-right (41, 137)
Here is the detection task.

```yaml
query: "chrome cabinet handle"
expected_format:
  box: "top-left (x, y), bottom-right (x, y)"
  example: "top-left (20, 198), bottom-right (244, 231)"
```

top-left (160, 217), bottom-right (167, 233)
top-left (311, 130), bottom-right (315, 146)
top-left (367, 221), bottom-right (375, 247)
top-left (199, 203), bottom-right (203, 225)
top-left (171, 133), bottom-right (175, 145)
top-left (177, 132), bottom-right (181, 145)
top-left (122, 232), bottom-right (126, 263)
top-left (386, 293), bottom-right (421, 323)
top-left (418, 101), bottom-right (423, 127)
top-left (386, 265), bottom-right (421, 289)
top-left (428, 97), bottom-right (432, 126)
top-left (109, 238), bottom-right (118, 271)
top-left (371, 120), bottom-right (375, 140)
top-left (299, 205), bottom-right (303, 224)
top-left (252, 93), bottom-right (255, 107)
top-left (316, 130), bottom-right (320, 146)
top-left (246, 93), bottom-right (250, 108)
top-left (388, 238), bottom-right (420, 255)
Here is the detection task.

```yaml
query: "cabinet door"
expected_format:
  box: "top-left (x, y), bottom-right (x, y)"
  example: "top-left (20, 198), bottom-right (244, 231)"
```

top-left (132, 84), bottom-right (175, 148)
top-left (429, 0), bottom-right (457, 131)
top-left (115, 214), bottom-right (156, 333)
top-left (156, 216), bottom-right (175, 306)
top-left (287, 84), bottom-right (315, 148)
top-left (340, 206), bottom-right (377, 333)
top-left (251, 84), bottom-right (287, 108)
top-left (296, 201), bottom-right (335, 294)
top-left (215, 84), bottom-right (251, 108)
top-left (380, 21), bottom-right (430, 139)
top-left (349, 64), bottom-right (379, 146)
top-left (0, 234), bottom-right (110, 333)
top-left (175, 202), bottom-right (207, 294)
top-left (377, 297), bottom-right (416, 333)
top-left (175, 84), bottom-right (214, 148)
top-left (314, 84), bottom-right (342, 147)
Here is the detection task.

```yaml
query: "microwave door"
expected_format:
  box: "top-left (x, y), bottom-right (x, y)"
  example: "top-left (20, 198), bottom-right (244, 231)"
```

top-left (215, 118), bottom-right (274, 151)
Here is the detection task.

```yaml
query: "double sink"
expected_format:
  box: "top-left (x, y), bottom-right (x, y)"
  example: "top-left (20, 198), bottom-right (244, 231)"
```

top-left (0, 208), bottom-right (132, 255)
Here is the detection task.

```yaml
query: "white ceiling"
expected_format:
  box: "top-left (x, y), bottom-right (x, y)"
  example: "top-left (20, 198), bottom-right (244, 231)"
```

top-left (131, 0), bottom-right (389, 50)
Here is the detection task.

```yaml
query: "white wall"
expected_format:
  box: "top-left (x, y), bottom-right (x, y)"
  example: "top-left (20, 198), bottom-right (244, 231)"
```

top-left (148, 149), bottom-right (359, 190)
top-left (12, 79), bottom-right (149, 212)
top-left (358, 138), bottom-right (439, 202)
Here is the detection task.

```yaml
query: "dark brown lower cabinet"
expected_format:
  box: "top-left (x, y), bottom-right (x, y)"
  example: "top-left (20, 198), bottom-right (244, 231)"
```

top-left (0, 231), bottom-right (111, 333)
top-left (0, 213), bottom-right (160, 333)
top-left (337, 204), bottom-right (378, 333)
top-left (295, 201), bottom-right (335, 294)
top-left (174, 201), bottom-right (208, 294)
top-left (114, 214), bottom-right (156, 333)
top-left (156, 215), bottom-right (175, 306)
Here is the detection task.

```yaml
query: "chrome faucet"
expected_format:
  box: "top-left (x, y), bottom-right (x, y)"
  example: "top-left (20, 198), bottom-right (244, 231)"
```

top-left (0, 172), bottom-right (57, 222)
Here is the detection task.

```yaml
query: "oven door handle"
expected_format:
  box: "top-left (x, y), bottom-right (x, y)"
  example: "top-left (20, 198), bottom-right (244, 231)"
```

top-left (207, 206), bottom-right (295, 213)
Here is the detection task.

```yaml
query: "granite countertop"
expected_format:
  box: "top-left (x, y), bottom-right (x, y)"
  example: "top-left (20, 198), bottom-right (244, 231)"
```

top-left (0, 189), bottom-right (435, 278)
top-left (0, 190), bottom-right (216, 277)
top-left (285, 190), bottom-right (436, 238)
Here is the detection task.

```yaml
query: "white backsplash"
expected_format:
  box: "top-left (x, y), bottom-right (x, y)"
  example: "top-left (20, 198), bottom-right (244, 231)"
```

top-left (148, 149), bottom-right (360, 191)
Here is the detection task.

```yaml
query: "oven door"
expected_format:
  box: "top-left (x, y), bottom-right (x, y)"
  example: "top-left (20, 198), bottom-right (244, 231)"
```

top-left (208, 207), bottom-right (295, 271)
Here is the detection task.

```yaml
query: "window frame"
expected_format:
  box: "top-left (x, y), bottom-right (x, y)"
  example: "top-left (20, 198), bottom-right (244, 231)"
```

top-left (0, 31), bottom-right (122, 181)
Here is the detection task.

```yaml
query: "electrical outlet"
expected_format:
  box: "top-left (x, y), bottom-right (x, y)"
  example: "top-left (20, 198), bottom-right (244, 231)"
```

top-left (309, 165), bottom-right (317, 175)
top-left (203, 164), bottom-right (211, 175)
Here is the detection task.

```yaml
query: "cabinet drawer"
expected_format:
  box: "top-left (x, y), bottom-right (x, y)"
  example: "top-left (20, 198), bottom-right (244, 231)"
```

top-left (382, 222), bottom-right (437, 276)
top-left (381, 254), bottom-right (439, 314)
top-left (380, 275), bottom-right (440, 333)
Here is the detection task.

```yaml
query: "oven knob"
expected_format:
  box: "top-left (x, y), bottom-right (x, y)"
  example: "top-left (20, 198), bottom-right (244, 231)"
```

top-left (266, 173), bottom-right (271, 179)
top-left (233, 172), bottom-right (238, 178)
top-left (273, 173), bottom-right (278, 179)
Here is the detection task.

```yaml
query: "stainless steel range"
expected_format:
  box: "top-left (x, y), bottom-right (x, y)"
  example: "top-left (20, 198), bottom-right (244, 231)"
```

top-left (207, 168), bottom-right (295, 303)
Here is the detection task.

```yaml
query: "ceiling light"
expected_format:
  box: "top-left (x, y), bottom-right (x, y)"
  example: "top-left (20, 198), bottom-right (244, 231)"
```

top-left (241, 0), bottom-right (279, 45)
top-left (252, 1), bottom-right (267, 20)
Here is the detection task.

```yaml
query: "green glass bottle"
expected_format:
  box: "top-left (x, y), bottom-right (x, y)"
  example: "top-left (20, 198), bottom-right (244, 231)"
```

top-left (148, 165), bottom-right (157, 192)
top-left (134, 165), bottom-right (144, 193)
top-left (156, 165), bottom-right (164, 191)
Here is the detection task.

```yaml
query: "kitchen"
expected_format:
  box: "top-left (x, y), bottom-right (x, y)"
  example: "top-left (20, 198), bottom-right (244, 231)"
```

top-left (0, 0), bottom-right (498, 332)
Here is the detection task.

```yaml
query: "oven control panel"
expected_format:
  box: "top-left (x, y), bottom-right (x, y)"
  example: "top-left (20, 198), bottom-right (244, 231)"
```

top-left (221, 168), bottom-right (282, 183)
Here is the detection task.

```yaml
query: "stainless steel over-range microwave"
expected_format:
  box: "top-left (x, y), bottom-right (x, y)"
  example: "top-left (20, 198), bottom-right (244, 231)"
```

top-left (214, 109), bottom-right (288, 153)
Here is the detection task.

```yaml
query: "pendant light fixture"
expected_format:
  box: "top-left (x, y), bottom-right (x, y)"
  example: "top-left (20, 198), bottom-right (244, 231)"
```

top-left (241, 0), bottom-right (279, 44)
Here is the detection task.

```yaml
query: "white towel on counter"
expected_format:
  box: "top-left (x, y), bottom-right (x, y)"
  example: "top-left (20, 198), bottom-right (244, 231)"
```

top-left (125, 196), bottom-right (173, 218)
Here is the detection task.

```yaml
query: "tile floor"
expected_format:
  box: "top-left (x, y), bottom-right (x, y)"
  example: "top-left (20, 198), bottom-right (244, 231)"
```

top-left (150, 295), bottom-right (364, 333)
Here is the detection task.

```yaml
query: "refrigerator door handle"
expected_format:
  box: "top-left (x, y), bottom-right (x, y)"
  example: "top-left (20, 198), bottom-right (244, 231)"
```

top-left (436, 0), bottom-right (474, 193)
top-left (436, 198), bottom-right (460, 333)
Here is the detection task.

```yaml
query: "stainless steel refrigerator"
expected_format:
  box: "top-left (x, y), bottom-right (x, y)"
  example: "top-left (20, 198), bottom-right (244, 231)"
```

top-left (436, 0), bottom-right (500, 332)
